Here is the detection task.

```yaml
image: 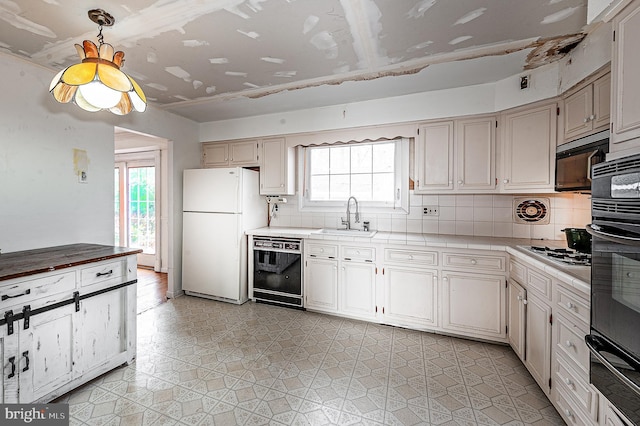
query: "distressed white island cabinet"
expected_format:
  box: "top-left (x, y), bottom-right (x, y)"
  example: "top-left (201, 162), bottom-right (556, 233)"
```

top-left (0, 244), bottom-right (140, 403)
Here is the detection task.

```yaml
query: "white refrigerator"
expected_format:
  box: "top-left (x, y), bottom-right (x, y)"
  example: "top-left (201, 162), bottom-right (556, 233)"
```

top-left (182, 167), bottom-right (266, 303)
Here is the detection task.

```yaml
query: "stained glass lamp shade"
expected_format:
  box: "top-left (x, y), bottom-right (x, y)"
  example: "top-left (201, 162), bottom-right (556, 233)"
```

top-left (49, 10), bottom-right (146, 115)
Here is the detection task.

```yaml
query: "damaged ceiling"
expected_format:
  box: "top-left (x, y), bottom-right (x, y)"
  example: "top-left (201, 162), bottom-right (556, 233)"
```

top-left (1, 0), bottom-right (590, 122)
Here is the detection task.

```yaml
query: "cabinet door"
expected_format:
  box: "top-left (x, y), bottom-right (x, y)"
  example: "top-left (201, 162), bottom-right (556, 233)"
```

top-left (502, 102), bottom-right (556, 191)
top-left (80, 288), bottom-right (133, 374)
top-left (611, 0), bottom-right (640, 151)
top-left (508, 279), bottom-right (526, 361)
top-left (383, 266), bottom-right (437, 328)
top-left (305, 258), bottom-right (338, 312)
top-left (415, 121), bottom-right (454, 191)
top-left (19, 304), bottom-right (77, 402)
top-left (229, 141), bottom-right (259, 166)
top-left (340, 261), bottom-right (376, 320)
top-left (592, 73), bottom-right (611, 131)
top-left (260, 137), bottom-right (293, 195)
top-left (563, 85), bottom-right (593, 141)
top-left (525, 292), bottom-right (552, 394)
top-left (455, 117), bottom-right (496, 191)
top-left (0, 332), bottom-right (19, 403)
top-left (441, 271), bottom-right (506, 340)
top-left (202, 143), bottom-right (229, 167)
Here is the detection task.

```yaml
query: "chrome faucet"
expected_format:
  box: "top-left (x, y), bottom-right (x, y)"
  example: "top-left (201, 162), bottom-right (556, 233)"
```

top-left (341, 196), bottom-right (360, 230)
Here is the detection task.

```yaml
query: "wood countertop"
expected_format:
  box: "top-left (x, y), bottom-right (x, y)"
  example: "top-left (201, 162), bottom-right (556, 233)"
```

top-left (0, 243), bottom-right (142, 281)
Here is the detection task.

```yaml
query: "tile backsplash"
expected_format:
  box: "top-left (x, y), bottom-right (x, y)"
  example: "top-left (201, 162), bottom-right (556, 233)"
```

top-left (266, 192), bottom-right (591, 241)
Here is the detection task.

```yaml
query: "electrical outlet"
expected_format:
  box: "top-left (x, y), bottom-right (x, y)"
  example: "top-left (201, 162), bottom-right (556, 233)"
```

top-left (423, 206), bottom-right (439, 216)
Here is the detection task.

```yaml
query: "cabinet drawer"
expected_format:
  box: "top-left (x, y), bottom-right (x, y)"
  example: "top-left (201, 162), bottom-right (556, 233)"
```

top-left (509, 259), bottom-right (526, 283)
top-left (0, 271), bottom-right (76, 310)
top-left (555, 386), bottom-right (593, 426)
top-left (306, 243), bottom-right (338, 258)
top-left (442, 252), bottom-right (505, 273)
top-left (554, 355), bottom-right (597, 420)
top-left (555, 314), bottom-right (590, 373)
top-left (342, 246), bottom-right (375, 262)
top-left (527, 268), bottom-right (552, 300)
top-left (384, 249), bottom-right (437, 266)
top-left (556, 285), bottom-right (589, 327)
top-left (80, 260), bottom-right (125, 288)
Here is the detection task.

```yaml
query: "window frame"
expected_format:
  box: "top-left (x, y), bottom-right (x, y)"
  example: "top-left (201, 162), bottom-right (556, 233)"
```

top-left (297, 138), bottom-right (409, 214)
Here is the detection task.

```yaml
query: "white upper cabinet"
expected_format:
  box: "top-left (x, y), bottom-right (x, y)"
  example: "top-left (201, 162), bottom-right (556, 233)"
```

top-left (260, 137), bottom-right (295, 195)
top-left (415, 115), bottom-right (496, 194)
top-left (610, 0), bottom-right (640, 157)
top-left (202, 140), bottom-right (260, 168)
top-left (229, 141), bottom-right (260, 166)
top-left (202, 143), bottom-right (229, 167)
top-left (500, 101), bottom-right (557, 192)
top-left (455, 116), bottom-right (497, 191)
top-left (562, 71), bottom-right (610, 143)
top-left (415, 121), bottom-right (454, 191)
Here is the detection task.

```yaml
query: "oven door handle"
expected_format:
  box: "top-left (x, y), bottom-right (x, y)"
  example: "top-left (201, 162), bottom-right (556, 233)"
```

top-left (586, 224), bottom-right (640, 246)
top-left (585, 334), bottom-right (640, 398)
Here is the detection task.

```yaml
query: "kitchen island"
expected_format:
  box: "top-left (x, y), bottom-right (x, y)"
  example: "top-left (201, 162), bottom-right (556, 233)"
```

top-left (0, 243), bottom-right (140, 403)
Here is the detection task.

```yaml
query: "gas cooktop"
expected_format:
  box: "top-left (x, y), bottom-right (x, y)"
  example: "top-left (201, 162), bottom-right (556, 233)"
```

top-left (522, 246), bottom-right (592, 266)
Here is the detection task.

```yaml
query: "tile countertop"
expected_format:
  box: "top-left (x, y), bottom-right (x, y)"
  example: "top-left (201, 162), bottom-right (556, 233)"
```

top-left (246, 227), bottom-right (591, 295)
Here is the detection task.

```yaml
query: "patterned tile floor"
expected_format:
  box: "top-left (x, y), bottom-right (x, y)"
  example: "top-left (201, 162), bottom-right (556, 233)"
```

top-left (56, 296), bottom-right (565, 425)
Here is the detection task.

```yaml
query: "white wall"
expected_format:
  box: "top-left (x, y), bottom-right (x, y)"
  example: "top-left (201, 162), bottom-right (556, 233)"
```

top-left (0, 52), bottom-right (200, 298)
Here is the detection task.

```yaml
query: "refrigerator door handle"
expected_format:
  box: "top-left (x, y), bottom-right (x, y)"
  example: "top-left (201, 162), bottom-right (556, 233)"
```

top-left (585, 334), bottom-right (640, 398)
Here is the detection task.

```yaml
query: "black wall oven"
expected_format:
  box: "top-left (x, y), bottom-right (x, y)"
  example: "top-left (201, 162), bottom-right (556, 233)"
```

top-left (586, 153), bottom-right (640, 424)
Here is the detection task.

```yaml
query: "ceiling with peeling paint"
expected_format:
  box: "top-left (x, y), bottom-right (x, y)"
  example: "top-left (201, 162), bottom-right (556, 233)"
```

top-left (1, 0), bottom-right (590, 122)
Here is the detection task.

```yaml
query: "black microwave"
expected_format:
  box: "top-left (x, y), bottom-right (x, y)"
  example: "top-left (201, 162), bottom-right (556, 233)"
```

top-left (555, 130), bottom-right (609, 192)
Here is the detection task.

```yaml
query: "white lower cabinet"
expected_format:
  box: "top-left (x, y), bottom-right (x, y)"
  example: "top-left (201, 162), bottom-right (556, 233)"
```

top-left (383, 265), bottom-right (437, 328)
top-left (441, 271), bottom-right (506, 340)
top-left (507, 279), bottom-right (526, 360)
top-left (80, 287), bottom-right (135, 373)
top-left (305, 242), bottom-right (377, 320)
top-left (21, 304), bottom-right (77, 403)
top-left (524, 292), bottom-right (552, 394)
top-left (340, 261), bottom-right (377, 321)
top-left (304, 257), bottom-right (338, 313)
top-left (0, 250), bottom-right (138, 403)
top-left (508, 253), bottom-right (598, 425)
top-left (508, 258), bottom-right (553, 395)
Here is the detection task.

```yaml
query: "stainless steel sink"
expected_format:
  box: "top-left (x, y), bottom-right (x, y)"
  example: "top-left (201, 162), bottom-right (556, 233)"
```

top-left (317, 228), bottom-right (377, 237)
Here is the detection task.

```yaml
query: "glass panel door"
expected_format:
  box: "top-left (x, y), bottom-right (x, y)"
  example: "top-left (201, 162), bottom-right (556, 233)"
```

top-left (114, 156), bottom-right (158, 269)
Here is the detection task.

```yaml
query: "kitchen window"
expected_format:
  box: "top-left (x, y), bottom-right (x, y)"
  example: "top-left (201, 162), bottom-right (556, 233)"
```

top-left (299, 138), bottom-right (409, 212)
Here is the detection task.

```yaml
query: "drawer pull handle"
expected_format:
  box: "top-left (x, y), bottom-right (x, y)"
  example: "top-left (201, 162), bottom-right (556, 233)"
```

top-left (565, 340), bottom-right (574, 348)
top-left (1, 289), bottom-right (31, 301)
top-left (564, 377), bottom-right (574, 387)
top-left (8, 356), bottom-right (15, 379)
top-left (565, 409), bottom-right (573, 418)
top-left (471, 259), bottom-right (477, 265)
top-left (566, 302), bottom-right (575, 310)
top-left (22, 351), bottom-right (29, 372)
top-left (408, 255), bottom-right (414, 260)
top-left (96, 270), bottom-right (113, 277)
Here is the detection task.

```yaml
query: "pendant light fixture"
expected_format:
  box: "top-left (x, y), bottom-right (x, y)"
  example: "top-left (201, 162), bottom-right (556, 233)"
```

top-left (49, 9), bottom-right (146, 115)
